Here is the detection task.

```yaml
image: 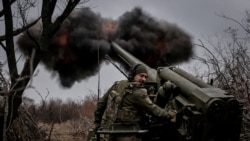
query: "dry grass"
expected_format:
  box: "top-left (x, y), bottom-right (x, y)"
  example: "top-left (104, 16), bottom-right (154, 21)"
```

top-left (39, 121), bottom-right (86, 141)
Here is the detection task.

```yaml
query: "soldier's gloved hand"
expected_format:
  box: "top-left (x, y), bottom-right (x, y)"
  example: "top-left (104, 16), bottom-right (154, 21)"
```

top-left (168, 110), bottom-right (177, 122)
top-left (94, 123), bottom-right (101, 132)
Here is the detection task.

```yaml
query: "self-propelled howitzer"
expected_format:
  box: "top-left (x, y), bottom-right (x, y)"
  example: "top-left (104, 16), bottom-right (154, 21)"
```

top-left (89, 42), bottom-right (243, 141)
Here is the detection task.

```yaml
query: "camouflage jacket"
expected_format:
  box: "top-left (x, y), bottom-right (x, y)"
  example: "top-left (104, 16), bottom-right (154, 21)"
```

top-left (94, 80), bottom-right (129, 124)
top-left (94, 80), bottom-right (172, 126)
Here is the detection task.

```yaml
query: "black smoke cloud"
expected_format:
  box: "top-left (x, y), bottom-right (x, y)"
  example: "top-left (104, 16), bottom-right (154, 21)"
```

top-left (115, 8), bottom-right (193, 68)
top-left (17, 7), bottom-right (193, 87)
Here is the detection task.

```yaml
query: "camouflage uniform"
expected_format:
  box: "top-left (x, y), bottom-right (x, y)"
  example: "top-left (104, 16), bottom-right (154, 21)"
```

top-left (94, 80), bottom-right (173, 141)
top-left (94, 80), bottom-right (129, 126)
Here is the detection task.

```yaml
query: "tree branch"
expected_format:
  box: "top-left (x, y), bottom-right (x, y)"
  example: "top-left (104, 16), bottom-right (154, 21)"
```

top-left (0, 0), bottom-right (16, 17)
top-left (0, 41), bottom-right (6, 51)
top-left (54, 0), bottom-right (81, 25)
top-left (40, 0), bottom-right (81, 50)
top-left (0, 17), bottom-right (40, 42)
top-left (2, 0), bottom-right (18, 84)
top-left (216, 12), bottom-right (250, 33)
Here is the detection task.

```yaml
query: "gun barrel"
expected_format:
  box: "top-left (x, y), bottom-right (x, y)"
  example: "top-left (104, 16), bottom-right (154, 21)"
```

top-left (108, 41), bottom-right (242, 141)
top-left (172, 67), bottom-right (212, 88)
top-left (158, 67), bottom-right (211, 103)
top-left (111, 42), bottom-right (157, 82)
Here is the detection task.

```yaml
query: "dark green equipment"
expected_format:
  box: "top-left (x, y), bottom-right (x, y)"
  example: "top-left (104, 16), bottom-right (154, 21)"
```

top-left (88, 42), bottom-right (243, 141)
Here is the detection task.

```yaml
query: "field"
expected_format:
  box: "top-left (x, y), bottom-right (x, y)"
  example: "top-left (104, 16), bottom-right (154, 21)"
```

top-left (39, 121), bottom-right (87, 141)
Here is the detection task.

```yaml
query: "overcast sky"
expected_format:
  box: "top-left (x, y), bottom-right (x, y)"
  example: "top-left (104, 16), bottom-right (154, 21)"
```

top-left (1, 0), bottom-right (249, 103)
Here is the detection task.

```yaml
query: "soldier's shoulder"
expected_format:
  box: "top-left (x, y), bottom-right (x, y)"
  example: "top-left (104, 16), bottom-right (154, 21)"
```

top-left (111, 80), bottom-right (129, 92)
top-left (114, 80), bottom-right (129, 85)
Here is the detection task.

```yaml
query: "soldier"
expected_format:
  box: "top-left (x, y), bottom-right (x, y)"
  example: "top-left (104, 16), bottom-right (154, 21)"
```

top-left (94, 64), bottom-right (176, 141)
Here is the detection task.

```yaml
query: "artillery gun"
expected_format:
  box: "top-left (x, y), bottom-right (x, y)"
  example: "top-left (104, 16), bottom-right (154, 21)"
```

top-left (88, 42), bottom-right (243, 141)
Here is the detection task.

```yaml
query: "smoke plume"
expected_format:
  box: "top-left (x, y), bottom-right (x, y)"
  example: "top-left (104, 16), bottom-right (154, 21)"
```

top-left (17, 7), bottom-right (193, 87)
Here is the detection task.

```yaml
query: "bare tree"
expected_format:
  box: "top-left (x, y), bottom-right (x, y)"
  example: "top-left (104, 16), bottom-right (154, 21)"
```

top-left (0, 61), bottom-right (10, 140)
top-left (194, 10), bottom-right (250, 140)
top-left (0, 0), bottom-right (86, 140)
